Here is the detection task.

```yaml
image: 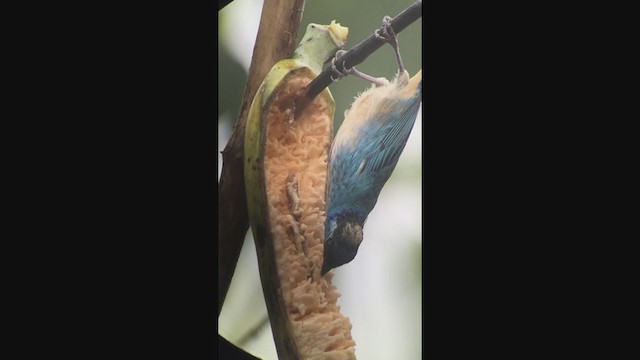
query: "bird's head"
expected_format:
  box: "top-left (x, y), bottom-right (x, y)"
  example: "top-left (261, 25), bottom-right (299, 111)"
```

top-left (321, 213), bottom-right (365, 275)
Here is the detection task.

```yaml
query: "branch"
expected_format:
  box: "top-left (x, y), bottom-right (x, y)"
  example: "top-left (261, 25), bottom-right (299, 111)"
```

top-left (301, 0), bottom-right (422, 104)
top-left (218, 0), bottom-right (306, 317)
top-left (237, 314), bottom-right (270, 347)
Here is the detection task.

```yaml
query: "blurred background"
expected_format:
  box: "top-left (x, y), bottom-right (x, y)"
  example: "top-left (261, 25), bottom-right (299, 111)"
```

top-left (219, 0), bottom-right (422, 358)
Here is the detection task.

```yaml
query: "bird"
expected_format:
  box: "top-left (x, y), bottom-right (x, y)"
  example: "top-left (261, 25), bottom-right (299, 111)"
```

top-left (322, 16), bottom-right (422, 275)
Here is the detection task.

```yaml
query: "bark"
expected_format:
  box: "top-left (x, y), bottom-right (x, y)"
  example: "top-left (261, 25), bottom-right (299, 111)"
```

top-left (218, 0), bottom-right (307, 317)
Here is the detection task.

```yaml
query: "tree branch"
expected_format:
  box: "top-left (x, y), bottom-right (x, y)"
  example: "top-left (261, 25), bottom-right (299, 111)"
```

top-left (301, 0), bottom-right (422, 105)
top-left (237, 314), bottom-right (270, 347)
top-left (218, 0), bottom-right (306, 317)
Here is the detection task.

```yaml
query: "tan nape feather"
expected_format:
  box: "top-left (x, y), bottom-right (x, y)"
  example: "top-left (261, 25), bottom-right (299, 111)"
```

top-left (398, 70), bottom-right (422, 99)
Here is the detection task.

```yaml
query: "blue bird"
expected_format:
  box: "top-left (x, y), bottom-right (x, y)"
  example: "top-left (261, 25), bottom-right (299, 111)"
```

top-left (321, 18), bottom-right (422, 275)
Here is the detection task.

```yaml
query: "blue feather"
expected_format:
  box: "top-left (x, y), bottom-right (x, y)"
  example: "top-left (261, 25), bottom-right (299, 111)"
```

top-left (322, 71), bottom-right (422, 274)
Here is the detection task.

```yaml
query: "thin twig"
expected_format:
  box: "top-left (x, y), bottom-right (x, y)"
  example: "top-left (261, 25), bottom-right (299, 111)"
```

top-left (302, 0), bottom-right (422, 103)
top-left (237, 314), bottom-right (271, 347)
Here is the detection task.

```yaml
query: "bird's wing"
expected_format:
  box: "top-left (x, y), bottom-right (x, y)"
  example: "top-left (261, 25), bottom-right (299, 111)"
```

top-left (362, 97), bottom-right (422, 175)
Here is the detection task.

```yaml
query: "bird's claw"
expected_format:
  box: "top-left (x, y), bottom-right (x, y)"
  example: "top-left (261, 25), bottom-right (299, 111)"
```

top-left (374, 15), bottom-right (405, 74)
top-left (331, 49), bottom-right (388, 87)
top-left (374, 16), bottom-right (397, 45)
top-left (330, 50), bottom-right (352, 82)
